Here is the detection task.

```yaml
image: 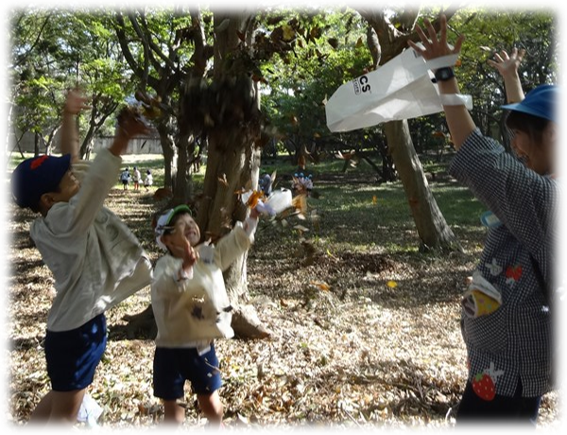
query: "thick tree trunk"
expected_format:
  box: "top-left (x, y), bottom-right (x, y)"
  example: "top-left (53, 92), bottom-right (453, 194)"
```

top-left (197, 123), bottom-right (270, 339)
top-left (384, 120), bottom-right (462, 252)
top-left (195, 12), bottom-right (271, 339)
top-left (172, 131), bottom-right (194, 205)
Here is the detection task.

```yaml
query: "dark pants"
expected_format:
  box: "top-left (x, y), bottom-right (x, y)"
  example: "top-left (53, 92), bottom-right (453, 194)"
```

top-left (456, 377), bottom-right (541, 425)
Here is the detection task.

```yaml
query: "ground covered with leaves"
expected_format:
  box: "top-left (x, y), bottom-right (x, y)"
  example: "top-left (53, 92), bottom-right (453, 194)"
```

top-left (7, 171), bottom-right (559, 430)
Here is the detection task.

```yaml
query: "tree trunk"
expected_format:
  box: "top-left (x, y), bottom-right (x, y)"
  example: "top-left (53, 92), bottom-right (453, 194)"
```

top-left (192, 12), bottom-right (271, 339)
top-left (157, 122), bottom-right (176, 193)
top-left (34, 132), bottom-right (40, 157)
top-left (2, 103), bottom-right (14, 175)
top-left (45, 125), bottom-right (59, 156)
top-left (196, 118), bottom-right (270, 339)
top-left (384, 120), bottom-right (462, 252)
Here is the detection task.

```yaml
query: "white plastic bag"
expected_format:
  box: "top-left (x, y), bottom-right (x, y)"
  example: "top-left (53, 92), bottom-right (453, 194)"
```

top-left (77, 393), bottom-right (103, 426)
top-left (265, 188), bottom-right (293, 214)
top-left (325, 47), bottom-right (472, 132)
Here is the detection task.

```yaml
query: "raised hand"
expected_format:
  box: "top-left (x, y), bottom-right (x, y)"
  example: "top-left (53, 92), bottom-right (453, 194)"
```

top-left (64, 88), bottom-right (90, 115)
top-left (408, 14), bottom-right (464, 61)
top-left (487, 48), bottom-right (525, 81)
top-left (166, 224), bottom-right (198, 269)
top-left (116, 106), bottom-right (151, 139)
top-left (61, 88), bottom-right (90, 162)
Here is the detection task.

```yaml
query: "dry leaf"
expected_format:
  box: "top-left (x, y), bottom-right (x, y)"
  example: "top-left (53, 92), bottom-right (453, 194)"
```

top-left (247, 190), bottom-right (265, 209)
top-left (311, 281), bottom-right (330, 291)
top-left (292, 194), bottom-right (307, 215)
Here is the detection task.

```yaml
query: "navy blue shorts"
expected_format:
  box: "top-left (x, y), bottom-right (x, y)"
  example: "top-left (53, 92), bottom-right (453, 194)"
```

top-left (44, 314), bottom-right (107, 392)
top-left (153, 345), bottom-right (222, 400)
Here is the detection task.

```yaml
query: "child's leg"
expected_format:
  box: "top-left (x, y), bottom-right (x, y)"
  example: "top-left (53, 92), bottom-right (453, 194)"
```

top-left (23, 391), bottom-right (53, 434)
top-left (456, 378), bottom-right (541, 423)
top-left (154, 347), bottom-right (186, 425)
top-left (162, 399), bottom-right (185, 424)
top-left (35, 315), bottom-right (106, 424)
top-left (197, 391), bottom-right (223, 426)
top-left (29, 388), bottom-right (85, 423)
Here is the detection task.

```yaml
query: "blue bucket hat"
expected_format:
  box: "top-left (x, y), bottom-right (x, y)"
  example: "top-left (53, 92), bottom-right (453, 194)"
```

top-left (501, 84), bottom-right (558, 122)
top-left (11, 154), bottom-right (72, 209)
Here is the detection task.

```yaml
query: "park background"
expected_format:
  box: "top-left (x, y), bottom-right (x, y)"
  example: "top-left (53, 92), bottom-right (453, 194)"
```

top-left (2, 1), bottom-right (565, 433)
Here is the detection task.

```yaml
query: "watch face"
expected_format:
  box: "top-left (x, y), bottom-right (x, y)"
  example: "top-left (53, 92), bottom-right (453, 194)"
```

top-left (436, 68), bottom-right (454, 81)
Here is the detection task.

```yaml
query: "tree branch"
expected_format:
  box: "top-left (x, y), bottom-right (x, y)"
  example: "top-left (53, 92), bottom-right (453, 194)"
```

top-left (13, 12), bottom-right (52, 67)
top-left (132, 11), bottom-right (180, 73)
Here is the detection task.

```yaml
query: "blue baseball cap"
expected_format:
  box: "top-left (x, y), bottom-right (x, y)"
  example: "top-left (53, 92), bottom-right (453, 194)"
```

top-left (11, 154), bottom-right (72, 209)
top-left (501, 84), bottom-right (558, 122)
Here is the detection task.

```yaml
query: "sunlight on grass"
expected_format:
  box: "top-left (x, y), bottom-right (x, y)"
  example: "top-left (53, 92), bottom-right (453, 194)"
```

top-left (8, 152), bottom-right (485, 257)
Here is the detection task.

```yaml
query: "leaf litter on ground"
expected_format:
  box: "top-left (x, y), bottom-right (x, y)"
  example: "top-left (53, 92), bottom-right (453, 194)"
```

top-left (7, 173), bottom-right (559, 430)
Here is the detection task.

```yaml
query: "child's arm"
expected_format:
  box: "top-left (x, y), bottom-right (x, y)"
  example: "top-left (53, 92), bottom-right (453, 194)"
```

top-left (60, 89), bottom-right (89, 164)
top-left (214, 210), bottom-right (259, 271)
top-left (109, 108), bottom-right (150, 157)
top-left (56, 109), bottom-right (149, 234)
top-left (487, 48), bottom-right (525, 104)
top-left (408, 15), bottom-right (473, 150)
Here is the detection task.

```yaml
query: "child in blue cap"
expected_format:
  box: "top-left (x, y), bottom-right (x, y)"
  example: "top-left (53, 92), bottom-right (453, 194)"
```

top-left (11, 90), bottom-right (152, 424)
top-left (410, 16), bottom-right (557, 424)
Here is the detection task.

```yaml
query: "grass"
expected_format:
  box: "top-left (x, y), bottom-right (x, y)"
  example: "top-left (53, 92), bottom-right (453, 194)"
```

top-left (8, 151), bottom-right (485, 251)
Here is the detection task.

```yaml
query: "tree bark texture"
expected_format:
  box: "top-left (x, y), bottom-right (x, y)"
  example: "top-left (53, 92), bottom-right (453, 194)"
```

top-left (384, 120), bottom-right (461, 252)
top-left (193, 12), bottom-right (270, 338)
top-left (360, 8), bottom-right (461, 252)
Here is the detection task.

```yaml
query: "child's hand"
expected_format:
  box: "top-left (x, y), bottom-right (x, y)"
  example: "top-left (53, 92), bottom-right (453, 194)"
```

top-left (181, 239), bottom-right (199, 270)
top-left (168, 230), bottom-right (198, 270)
top-left (408, 15), bottom-right (464, 62)
top-left (64, 88), bottom-right (90, 115)
top-left (253, 201), bottom-right (275, 217)
top-left (487, 48), bottom-right (525, 81)
top-left (116, 107), bottom-right (151, 139)
top-left (250, 205), bottom-right (260, 219)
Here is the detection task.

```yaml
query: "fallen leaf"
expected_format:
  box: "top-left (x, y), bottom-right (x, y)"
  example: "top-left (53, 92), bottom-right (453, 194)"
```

top-left (311, 281), bottom-right (330, 291)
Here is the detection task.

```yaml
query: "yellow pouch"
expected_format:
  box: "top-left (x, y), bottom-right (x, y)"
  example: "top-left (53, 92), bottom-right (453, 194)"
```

top-left (462, 271), bottom-right (502, 318)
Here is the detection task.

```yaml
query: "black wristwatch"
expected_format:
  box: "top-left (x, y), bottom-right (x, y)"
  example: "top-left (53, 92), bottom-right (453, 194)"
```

top-left (434, 67), bottom-right (455, 82)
